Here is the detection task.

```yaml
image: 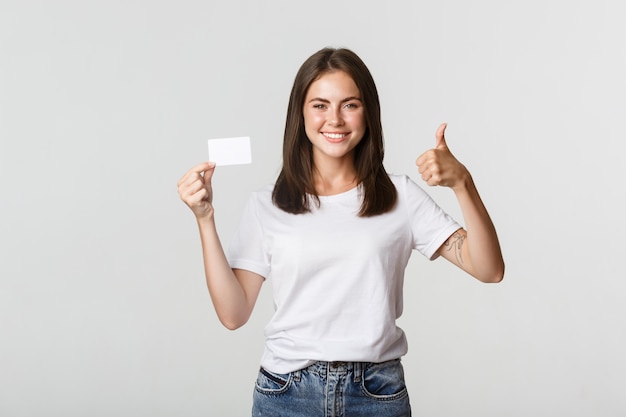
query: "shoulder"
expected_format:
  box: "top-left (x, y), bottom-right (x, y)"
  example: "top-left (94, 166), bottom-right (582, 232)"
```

top-left (251, 183), bottom-right (275, 198)
top-left (387, 174), bottom-right (421, 193)
top-left (246, 183), bottom-right (277, 211)
top-left (388, 174), bottom-right (409, 187)
top-left (387, 173), bottom-right (433, 204)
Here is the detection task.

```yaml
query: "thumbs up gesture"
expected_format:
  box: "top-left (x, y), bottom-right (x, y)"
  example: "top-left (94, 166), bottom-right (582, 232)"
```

top-left (416, 123), bottom-right (469, 190)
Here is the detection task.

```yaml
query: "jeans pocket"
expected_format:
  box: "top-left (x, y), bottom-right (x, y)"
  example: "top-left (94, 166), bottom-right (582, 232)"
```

top-left (255, 367), bottom-right (292, 395)
top-left (361, 359), bottom-right (409, 401)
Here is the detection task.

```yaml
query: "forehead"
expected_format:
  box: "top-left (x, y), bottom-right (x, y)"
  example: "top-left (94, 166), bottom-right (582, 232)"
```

top-left (305, 70), bottom-right (360, 98)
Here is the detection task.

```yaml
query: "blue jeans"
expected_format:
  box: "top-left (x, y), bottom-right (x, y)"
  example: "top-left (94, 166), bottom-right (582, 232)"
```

top-left (252, 359), bottom-right (411, 417)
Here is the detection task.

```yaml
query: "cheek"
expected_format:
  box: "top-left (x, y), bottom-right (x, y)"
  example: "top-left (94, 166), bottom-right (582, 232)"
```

top-left (304, 113), bottom-right (324, 130)
top-left (346, 113), bottom-right (366, 130)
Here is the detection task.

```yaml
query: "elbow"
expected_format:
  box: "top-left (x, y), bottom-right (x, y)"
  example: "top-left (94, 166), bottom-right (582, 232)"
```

top-left (482, 273), bottom-right (504, 284)
top-left (218, 314), bottom-right (249, 331)
top-left (213, 300), bottom-right (254, 331)
top-left (478, 262), bottom-right (505, 284)
top-left (223, 322), bottom-right (245, 331)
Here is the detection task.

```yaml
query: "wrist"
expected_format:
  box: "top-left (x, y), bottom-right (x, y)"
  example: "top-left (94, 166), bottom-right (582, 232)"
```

top-left (195, 208), bottom-right (216, 224)
top-left (451, 168), bottom-right (473, 193)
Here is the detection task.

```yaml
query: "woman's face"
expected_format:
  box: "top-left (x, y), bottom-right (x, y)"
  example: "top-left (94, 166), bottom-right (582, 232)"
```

top-left (302, 70), bottom-right (366, 165)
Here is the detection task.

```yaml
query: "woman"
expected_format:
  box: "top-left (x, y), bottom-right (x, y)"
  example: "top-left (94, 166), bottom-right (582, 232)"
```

top-left (177, 47), bottom-right (504, 416)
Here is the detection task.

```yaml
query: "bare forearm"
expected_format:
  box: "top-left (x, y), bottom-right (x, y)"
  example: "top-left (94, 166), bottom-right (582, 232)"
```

top-left (196, 216), bottom-right (255, 329)
top-left (453, 174), bottom-right (505, 283)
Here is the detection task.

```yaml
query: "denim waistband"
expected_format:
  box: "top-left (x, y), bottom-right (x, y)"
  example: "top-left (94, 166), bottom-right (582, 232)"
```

top-left (294, 361), bottom-right (368, 383)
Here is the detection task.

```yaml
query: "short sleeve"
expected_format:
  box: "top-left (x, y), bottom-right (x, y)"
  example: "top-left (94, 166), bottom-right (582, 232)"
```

top-left (226, 193), bottom-right (271, 278)
top-left (402, 176), bottom-right (462, 260)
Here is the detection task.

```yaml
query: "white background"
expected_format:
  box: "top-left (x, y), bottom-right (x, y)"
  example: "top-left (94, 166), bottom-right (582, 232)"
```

top-left (1, 1), bottom-right (625, 416)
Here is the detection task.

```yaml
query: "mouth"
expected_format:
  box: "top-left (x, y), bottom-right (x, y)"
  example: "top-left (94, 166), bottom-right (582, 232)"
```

top-left (322, 132), bottom-right (349, 142)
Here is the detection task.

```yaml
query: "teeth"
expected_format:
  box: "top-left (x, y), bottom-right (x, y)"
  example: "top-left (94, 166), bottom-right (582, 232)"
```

top-left (324, 133), bottom-right (346, 139)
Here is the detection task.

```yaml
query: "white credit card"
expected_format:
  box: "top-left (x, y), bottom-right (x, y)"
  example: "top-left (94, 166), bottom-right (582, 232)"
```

top-left (207, 136), bottom-right (252, 166)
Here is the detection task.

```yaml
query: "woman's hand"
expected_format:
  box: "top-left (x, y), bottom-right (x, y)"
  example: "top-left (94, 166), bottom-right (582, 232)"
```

top-left (415, 123), bottom-right (469, 191)
top-left (177, 162), bottom-right (216, 219)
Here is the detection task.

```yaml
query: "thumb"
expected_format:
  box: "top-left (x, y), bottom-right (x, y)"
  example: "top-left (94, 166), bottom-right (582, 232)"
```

top-left (435, 123), bottom-right (448, 149)
top-left (203, 162), bottom-right (216, 185)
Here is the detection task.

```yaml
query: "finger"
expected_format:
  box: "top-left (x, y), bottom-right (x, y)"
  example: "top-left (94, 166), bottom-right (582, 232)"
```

top-left (435, 123), bottom-right (447, 149)
top-left (180, 178), bottom-right (210, 204)
top-left (202, 162), bottom-right (217, 185)
top-left (427, 176), bottom-right (441, 187)
top-left (416, 148), bottom-right (436, 170)
top-left (193, 161), bottom-right (213, 172)
top-left (415, 150), bottom-right (430, 168)
top-left (177, 162), bottom-right (212, 187)
top-left (186, 187), bottom-right (209, 205)
top-left (184, 177), bottom-right (207, 195)
top-left (423, 167), bottom-right (442, 186)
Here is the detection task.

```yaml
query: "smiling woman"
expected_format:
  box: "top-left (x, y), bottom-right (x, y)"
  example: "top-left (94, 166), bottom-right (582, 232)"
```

top-left (303, 70), bottom-right (366, 193)
top-left (273, 47), bottom-right (398, 216)
top-left (177, 47), bottom-right (504, 417)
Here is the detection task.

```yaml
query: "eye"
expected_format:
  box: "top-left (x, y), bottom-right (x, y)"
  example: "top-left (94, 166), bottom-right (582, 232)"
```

top-left (313, 103), bottom-right (326, 109)
top-left (344, 102), bottom-right (359, 109)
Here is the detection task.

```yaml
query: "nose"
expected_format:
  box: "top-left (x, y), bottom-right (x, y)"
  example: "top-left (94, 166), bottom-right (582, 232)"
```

top-left (328, 106), bottom-right (344, 126)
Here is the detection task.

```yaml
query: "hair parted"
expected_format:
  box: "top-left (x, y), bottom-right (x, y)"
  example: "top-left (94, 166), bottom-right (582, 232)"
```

top-left (272, 47), bottom-right (397, 217)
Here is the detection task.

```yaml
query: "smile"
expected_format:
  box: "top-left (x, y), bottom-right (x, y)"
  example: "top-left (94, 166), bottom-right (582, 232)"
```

top-left (322, 132), bottom-right (348, 139)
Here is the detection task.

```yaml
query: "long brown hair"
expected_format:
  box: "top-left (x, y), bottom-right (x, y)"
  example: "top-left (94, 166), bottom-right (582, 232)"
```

top-left (272, 47), bottom-right (397, 217)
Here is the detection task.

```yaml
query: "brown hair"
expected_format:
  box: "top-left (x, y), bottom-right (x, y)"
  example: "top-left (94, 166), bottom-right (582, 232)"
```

top-left (272, 47), bottom-right (397, 216)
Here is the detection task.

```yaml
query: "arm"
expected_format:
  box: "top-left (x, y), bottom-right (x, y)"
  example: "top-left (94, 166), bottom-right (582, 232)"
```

top-left (177, 162), bottom-right (264, 329)
top-left (416, 124), bottom-right (505, 283)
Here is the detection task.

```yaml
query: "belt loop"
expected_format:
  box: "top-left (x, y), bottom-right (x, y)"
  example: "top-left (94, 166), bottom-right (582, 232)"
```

top-left (293, 369), bottom-right (301, 382)
top-left (353, 362), bottom-right (363, 383)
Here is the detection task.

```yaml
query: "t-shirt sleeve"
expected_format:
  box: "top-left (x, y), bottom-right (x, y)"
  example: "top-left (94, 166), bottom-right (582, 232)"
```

top-left (403, 176), bottom-right (462, 260)
top-left (226, 193), bottom-right (271, 279)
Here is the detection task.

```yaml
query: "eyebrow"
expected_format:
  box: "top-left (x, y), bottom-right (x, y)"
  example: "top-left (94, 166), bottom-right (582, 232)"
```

top-left (307, 96), bottom-right (362, 104)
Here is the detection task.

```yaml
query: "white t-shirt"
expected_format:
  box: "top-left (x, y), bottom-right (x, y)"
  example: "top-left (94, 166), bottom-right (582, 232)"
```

top-left (227, 174), bottom-right (461, 374)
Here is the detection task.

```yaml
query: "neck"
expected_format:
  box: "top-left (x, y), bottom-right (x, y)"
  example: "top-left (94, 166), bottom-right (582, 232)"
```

top-left (313, 167), bottom-right (358, 196)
